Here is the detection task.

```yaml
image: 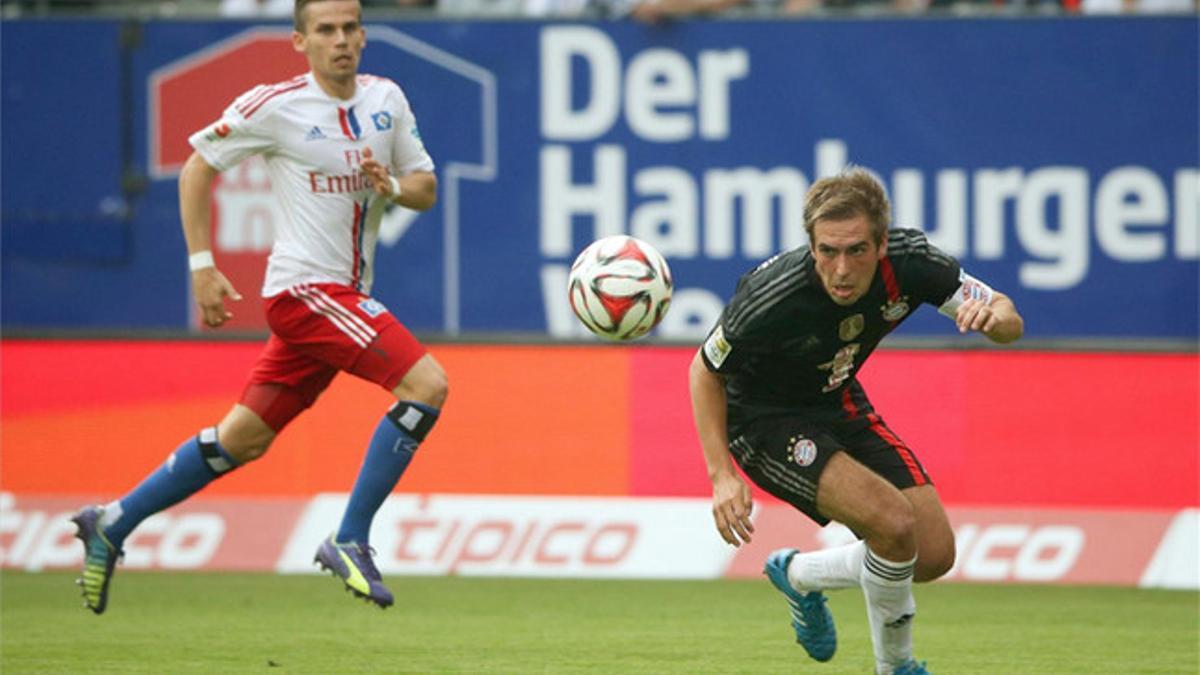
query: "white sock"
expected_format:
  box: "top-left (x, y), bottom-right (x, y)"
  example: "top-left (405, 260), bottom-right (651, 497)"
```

top-left (786, 540), bottom-right (867, 592)
top-left (861, 547), bottom-right (917, 675)
top-left (99, 501), bottom-right (124, 530)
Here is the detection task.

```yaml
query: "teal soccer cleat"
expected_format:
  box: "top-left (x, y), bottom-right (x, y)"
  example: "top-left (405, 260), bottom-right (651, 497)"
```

top-left (71, 505), bottom-right (123, 615)
top-left (764, 548), bottom-right (837, 662)
top-left (892, 659), bottom-right (931, 675)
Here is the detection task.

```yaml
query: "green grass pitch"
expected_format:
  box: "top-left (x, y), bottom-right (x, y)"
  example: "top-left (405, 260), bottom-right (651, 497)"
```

top-left (2, 572), bottom-right (1196, 673)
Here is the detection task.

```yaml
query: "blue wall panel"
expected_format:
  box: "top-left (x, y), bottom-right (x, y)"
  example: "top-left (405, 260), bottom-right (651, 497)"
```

top-left (2, 17), bottom-right (1196, 338)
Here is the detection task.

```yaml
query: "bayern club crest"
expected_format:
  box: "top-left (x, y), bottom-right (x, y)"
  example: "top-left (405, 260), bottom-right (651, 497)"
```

top-left (788, 436), bottom-right (818, 467)
top-left (881, 297), bottom-right (911, 322)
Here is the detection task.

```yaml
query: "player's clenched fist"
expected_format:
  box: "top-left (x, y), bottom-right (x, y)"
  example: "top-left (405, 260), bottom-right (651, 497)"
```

top-left (358, 147), bottom-right (398, 198)
top-left (191, 267), bottom-right (242, 327)
top-left (955, 297), bottom-right (994, 334)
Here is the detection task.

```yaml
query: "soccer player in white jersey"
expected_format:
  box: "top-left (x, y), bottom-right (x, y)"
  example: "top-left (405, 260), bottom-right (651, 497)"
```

top-left (72, 0), bottom-right (443, 612)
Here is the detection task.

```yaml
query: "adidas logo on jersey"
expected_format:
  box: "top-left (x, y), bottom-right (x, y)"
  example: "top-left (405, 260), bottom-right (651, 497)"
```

top-left (305, 126), bottom-right (326, 141)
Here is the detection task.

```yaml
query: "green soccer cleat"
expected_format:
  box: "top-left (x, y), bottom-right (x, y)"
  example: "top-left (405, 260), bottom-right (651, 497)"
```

top-left (71, 505), bottom-right (123, 615)
top-left (764, 548), bottom-right (837, 662)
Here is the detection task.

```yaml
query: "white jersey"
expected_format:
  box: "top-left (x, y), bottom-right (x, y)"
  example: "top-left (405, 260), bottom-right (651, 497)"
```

top-left (189, 72), bottom-right (435, 297)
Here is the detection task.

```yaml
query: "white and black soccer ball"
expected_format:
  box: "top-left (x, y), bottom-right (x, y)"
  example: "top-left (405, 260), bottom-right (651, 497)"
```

top-left (567, 235), bottom-right (673, 341)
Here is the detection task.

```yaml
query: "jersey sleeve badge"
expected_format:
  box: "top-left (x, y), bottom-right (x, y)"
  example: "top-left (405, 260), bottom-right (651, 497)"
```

top-left (938, 270), bottom-right (996, 319)
top-left (201, 120), bottom-right (232, 142)
top-left (703, 325), bottom-right (733, 369)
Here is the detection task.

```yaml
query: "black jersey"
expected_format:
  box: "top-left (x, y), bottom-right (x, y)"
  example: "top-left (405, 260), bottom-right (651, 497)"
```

top-left (700, 228), bottom-right (961, 427)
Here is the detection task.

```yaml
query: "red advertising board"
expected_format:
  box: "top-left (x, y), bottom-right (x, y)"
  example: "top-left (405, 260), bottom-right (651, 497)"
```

top-left (2, 340), bottom-right (1197, 509)
top-left (3, 340), bottom-right (1195, 587)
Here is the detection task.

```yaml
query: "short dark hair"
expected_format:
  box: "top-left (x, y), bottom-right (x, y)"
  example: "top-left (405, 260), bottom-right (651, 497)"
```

top-left (803, 167), bottom-right (891, 246)
top-left (294, 0), bottom-right (361, 33)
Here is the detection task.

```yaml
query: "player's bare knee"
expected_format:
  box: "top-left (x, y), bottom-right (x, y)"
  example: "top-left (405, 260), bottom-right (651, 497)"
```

top-left (216, 416), bottom-right (276, 463)
top-left (221, 437), bottom-right (272, 463)
top-left (915, 545), bottom-right (955, 582)
top-left (424, 368), bottom-right (448, 408)
top-left (869, 500), bottom-right (917, 556)
top-left (916, 547), bottom-right (955, 578)
top-left (884, 490), bottom-right (917, 533)
top-left (394, 358), bottom-right (448, 408)
top-left (405, 372), bottom-right (447, 408)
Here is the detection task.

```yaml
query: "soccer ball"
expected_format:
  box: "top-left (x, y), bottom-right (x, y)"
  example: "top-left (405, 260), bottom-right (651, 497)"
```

top-left (567, 235), bottom-right (673, 341)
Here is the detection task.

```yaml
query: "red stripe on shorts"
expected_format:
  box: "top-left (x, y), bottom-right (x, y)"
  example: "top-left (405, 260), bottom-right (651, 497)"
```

top-left (315, 286), bottom-right (374, 338)
top-left (289, 285), bottom-right (376, 347)
top-left (841, 387), bottom-right (860, 420)
top-left (866, 412), bottom-right (925, 485)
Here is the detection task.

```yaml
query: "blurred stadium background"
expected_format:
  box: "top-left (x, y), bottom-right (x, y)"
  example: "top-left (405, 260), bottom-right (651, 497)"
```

top-left (1, 1), bottom-right (1197, 672)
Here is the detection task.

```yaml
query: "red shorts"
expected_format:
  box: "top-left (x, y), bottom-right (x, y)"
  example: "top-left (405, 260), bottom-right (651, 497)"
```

top-left (239, 282), bottom-right (426, 431)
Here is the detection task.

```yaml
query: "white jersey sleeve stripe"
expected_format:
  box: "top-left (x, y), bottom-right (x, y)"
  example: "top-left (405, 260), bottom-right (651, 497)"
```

top-left (234, 85), bottom-right (269, 115)
top-left (240, 80), bottom-right (307, 119)
top-left (236, 76), bottom-right (306, 117)
top-left (236, 83), bottom-right (281, 116)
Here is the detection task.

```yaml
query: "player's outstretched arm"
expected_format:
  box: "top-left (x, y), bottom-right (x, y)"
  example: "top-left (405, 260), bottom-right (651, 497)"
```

top-left (689, 350), bottom-right (754, 546)
top-left (179, 152), bottom-right (242, 328)
top-left (359, 147), bottom-right (437, 211)
top-left (956, 292), bottom-right (1024, 344)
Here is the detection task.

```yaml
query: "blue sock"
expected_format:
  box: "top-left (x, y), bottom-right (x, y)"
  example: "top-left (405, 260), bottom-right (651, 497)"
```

top-left (101, 427), bottom-right (239, 548)
top-left (336, 401), bottom-right (439, 546)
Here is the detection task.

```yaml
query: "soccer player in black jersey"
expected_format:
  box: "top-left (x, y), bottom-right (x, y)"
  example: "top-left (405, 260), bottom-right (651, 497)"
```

top-left (689, 168), bottom-right (1023, 675)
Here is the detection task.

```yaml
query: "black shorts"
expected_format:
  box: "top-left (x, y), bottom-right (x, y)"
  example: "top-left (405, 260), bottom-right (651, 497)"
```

top-left (728, 402), bottom-right (931, 526)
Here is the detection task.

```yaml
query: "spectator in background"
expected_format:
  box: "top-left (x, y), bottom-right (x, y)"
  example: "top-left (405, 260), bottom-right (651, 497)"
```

top-left (362, 0), bottom-right (438, 9)
top-left (623, 0), bottom-right (875, 23)
top-left (779, 0), bottom-right (929, 14)
top-left (626, 0), bottom-right (745, 21)
top-left (521, 0), bottom-right (593, 13)
top-left (436, 0), bottom-right (591, 16)
top-left (1078, 0), bottom-right (1194, 12)
top-left (0, 0), bottom-right (98, 12)
top-left (220, 0), bottom-right (294, 16)
top-left (622, 0), bottom-right (798, 21)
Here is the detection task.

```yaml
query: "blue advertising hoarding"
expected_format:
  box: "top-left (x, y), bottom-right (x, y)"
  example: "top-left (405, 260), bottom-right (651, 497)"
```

top-left (2, 17), bottom-right (1196, 339)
